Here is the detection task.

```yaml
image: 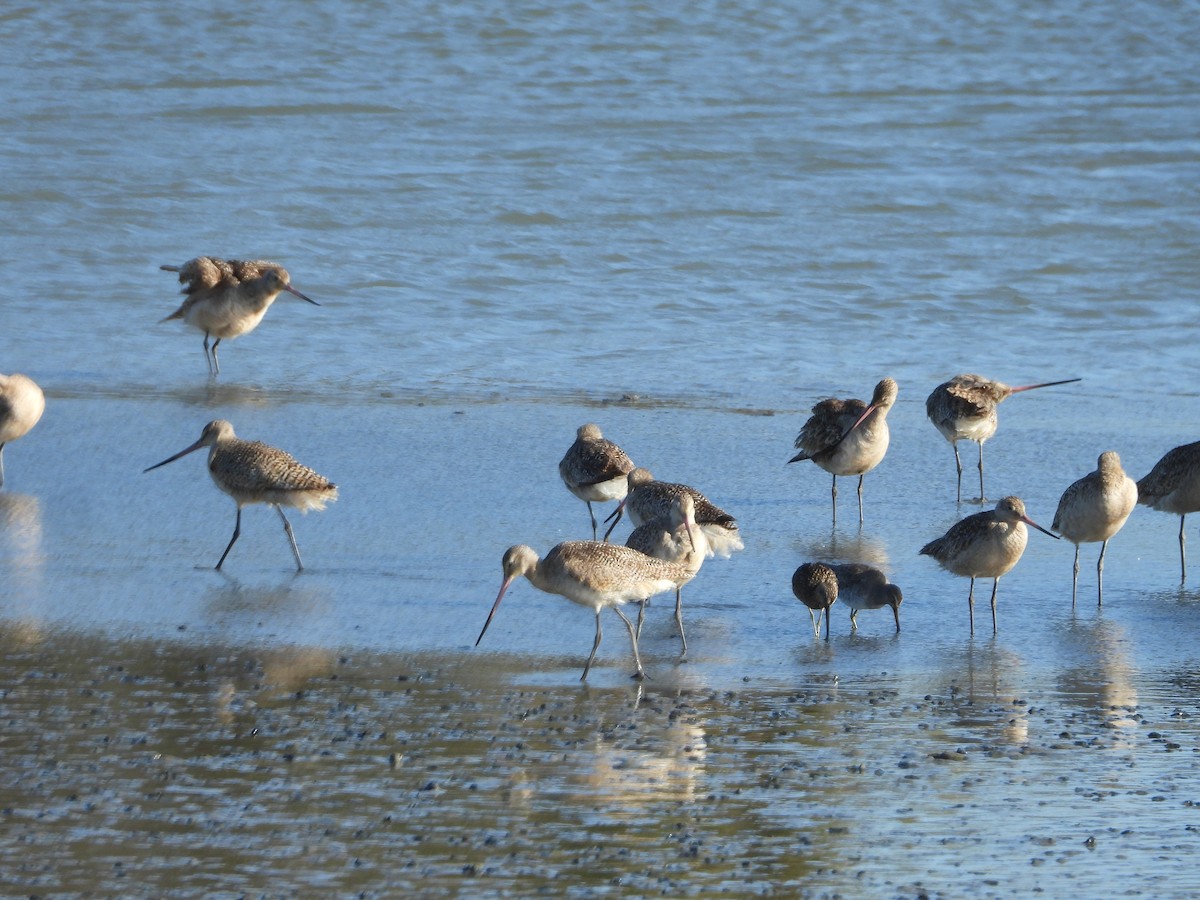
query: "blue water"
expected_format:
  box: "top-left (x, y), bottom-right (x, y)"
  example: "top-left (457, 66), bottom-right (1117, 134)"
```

top-left (2, 0), bottom-right (1200, 894)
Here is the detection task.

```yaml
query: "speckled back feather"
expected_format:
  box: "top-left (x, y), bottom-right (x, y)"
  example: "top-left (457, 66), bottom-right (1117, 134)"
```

top-left (210, 439), bottom-right (337, 508)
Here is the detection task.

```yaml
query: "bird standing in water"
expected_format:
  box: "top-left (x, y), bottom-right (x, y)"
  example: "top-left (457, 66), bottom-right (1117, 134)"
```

top-left (144, 420), bottom-right (338, 572)
top-left (1052, 451), bottom-right (1137, 606)
top-left (558, 424), bottom-right (636, 539)
top-left (160, 256), bottom-right (319, 376)
top-left (829, 562), bottom-right (903, 632)
top-left (789, 378), bottom-right (897, 527)
top-left (626, 492), bottom-right (708, 655)
top-left (1136, 441), bottom-right (1200, 583)
top-left (476, 540), bottom-right (703, 681)
top-left (925, 373), bottom-right (1080, 503)
top-left (0, 373), bottom-right (45, 489)
top-left (792, 562), bottom-right (839, 640)
top-left (920, 496), bottom-right (1058, 635)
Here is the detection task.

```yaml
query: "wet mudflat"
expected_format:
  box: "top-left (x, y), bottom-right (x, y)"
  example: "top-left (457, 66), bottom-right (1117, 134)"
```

top-left (2, 628), bottom-right (1199, 898)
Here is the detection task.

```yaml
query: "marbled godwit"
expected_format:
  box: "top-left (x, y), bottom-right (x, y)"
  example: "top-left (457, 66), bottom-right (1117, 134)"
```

top-left (920, 496), bottom-right (1058, 635)
top-left (160, 257), bottom-right (318, 376)
top-left (603, 467), bottom-right (743, 557)
top-left (0, 373), bottom-right (45, 489)
top-left (792, 562), bottom-right (838, 640)
top-left (829, 563), bottom-right (903, 632)
top-left (625, 493), bottom-right (707, 655)
top-left (144, 420), bottom-right (337, 572)
top-left (1136, 441), bottom-right (1200, 583)
top-left (788, 378), bottom-right (897, 526)
top-left (475, 541), bottom-right (702, 681)
top-left (559, 424), bottom-right (636, 539)
top-left (1052, 451), bottom-right (1137, 606)
top-left (925, 374), bottom-right (1081, 503)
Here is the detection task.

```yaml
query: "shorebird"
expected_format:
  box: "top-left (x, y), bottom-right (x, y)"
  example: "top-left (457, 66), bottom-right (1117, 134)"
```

top-left (559, 424), bottom-right (636, 539)
top-left (1052, 451), bottom-right (1138, 606)
top-left (475, 541), bottom-right (703, 681)
top-left (1136, 441), bottom-right (1200, 583)
top-left (160, 256), bottom-right (318, 376)
top-left (144, 420), bottom-right (337, 571)
top-left (0, 373), bottom-right (45, 489)
top-left (920, 496), bottom-right (1058, 635)
top-left (792, 562), bottom-right (838, 640)
top-left (625, 493), bottom-right (708, 655)
top-left (829, 562), bottom-right (903, 632)
top-left (788, 378), bottom-right (897, 526)
top-left (925, 374), bottom-right (1081, 503)
top-left (603, 467), bottom-right (744, 557)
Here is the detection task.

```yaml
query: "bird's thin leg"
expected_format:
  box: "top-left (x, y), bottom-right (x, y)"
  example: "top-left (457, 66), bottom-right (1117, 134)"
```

top-left (587, 501), bottom-right (598, 540)
top-left (822, 607), bottom-right (831, 642)
top-left (633, 599), bottom-right (646, 639)
top-left (952, 443), bottom-right (963, 503)
top-left (612, 605), bottom-right (648, 681)
top-left (276, 505), bottom-right (304, 571)
top-left (808, 608), bottom-right (819, 638)
top-left (967, 577), bottom-right (976, 635)
top-left (1096, 540), bottom-right (1108, 606)
top-left (202, 334), bottom-right (214, 377)
top-left (582, 610), bottom-right (603, 681)
top-left (1071, 545), bottom-right (1080, 608)
top-left (0, 443), bottom-right (6, 488)
top-left (856, 475), bottom-right (865, 527)
top-left (674, 587), bottom-right (687, 657)
top-left (849, 608), bottom-right (858, 631)
top-left (830, 475), bottom-right (838, 527)
top-left (990, 578), bottom-right (1000, 635)
top-left (1179, 514), bottom-right (1187, 583)
top-left (216, 507), bottom-right (242, 570)
top-left (974, 444), bottom-right (984, 508)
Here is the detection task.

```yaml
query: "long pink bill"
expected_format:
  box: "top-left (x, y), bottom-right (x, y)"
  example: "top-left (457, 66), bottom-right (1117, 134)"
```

top-left (284, 285), bottom-right (320, 306)
top-left (143, 439), bottom-right (206, 473)
top-left (1022, 514), bottom-right (1060, 539)
top-left (475, 577), bottom-right (515, 646)
top-left (847, 400), bottom-right (882, 433)
top-left (1009, 377), bottom-right (1081, 394)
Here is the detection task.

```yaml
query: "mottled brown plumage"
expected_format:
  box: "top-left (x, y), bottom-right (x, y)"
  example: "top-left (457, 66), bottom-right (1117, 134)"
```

top-left (604, 467), bottom-right (743, 557)
top-left (625, 493), bottom-right (707, 655)
top-left (792, 562), bottom-right (839, 640)
top-left (476, 540), bottom-right (703, 681)
top-left (920, 496), bottom-right (1057, 634)
top-left (925, 373), bottom-right (1081, 502)
top-left (1137, 440), bottom-right (1200, 583)
top-left (559, 423), bottom-right (636, 539)
top-left (144, 420), bottom-right (337, 571)
top-left (789, 378), bottom-right (897, 526)
top-left (160, 256), bottom-right (318, 375)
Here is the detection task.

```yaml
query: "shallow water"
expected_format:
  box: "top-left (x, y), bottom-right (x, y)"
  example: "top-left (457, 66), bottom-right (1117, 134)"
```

top-left (3, 0), bottom-right (1200, 895)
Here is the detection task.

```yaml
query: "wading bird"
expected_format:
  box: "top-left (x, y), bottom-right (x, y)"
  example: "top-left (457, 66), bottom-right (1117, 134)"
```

top-left (160, 257), bottom-right (318, 375)
top-left (144, 420), bottom-right (337, 571)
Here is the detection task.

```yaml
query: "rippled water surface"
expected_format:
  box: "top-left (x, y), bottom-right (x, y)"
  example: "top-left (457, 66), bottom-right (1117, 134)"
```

top-left (2, 0), bottom-right (1200, 895)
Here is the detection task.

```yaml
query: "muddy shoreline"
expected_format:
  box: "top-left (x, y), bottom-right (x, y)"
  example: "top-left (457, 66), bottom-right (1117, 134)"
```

top-left (2, 628), bottom-right (1197, 897)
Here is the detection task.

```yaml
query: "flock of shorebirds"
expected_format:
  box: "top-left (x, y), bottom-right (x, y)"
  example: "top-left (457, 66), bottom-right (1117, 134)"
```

top-left (3, 256), bottom-right (1200, 682)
